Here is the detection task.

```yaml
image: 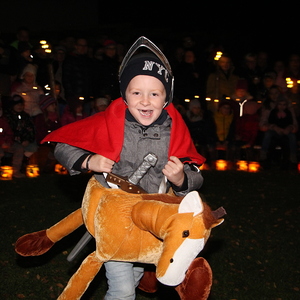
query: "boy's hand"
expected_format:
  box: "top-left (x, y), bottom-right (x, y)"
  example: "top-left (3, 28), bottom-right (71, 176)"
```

top-left (163, 156), bottom-right (185, 187)
top-left (82, 154), bottom-right (115, 173)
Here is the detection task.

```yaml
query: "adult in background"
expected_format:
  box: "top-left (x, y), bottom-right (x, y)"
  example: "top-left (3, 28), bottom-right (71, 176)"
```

top-left (62, 37), bottom-right (94, 115)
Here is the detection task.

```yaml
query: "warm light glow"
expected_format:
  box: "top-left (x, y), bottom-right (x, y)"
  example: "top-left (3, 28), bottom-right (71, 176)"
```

top-left (45, 49), bottom-right (52, 53)
top-left (0, 166), bottom-right (13, 180)
top-left (55, 164), bottom-right (68, 175)
top-left (199, 163), bottom-right (210, 171)
top-left (41, 44), bottom-right (49, 49)
top-left (214, 99), bottom-right (219, 103)
top-left (248, 161), bottom-right (260, 172)
top-left (194, 95), bottom-right (200, 99)
top-left (184, 99), bottom-right (190, 103)
top-left (236, 160), bottom-right (248, 171)
top-left (79, 97), bottom-right (84, 101)
top-left (33, 86), bottom-right (38, 90)
top-left (26, 164), bottom-right (40, 178)
top-left (0, 128), bottom-right (3, 133)
top-left (297, 162), bottom-right (300, 173)
top-left (206, 97), bottom-right (211, 102)
top-left (215, 159), bottom-right (227, 171)
top-left (214, 51), bottom-right (223, 61)
top-left (40, 40), bottom-right (47, 44)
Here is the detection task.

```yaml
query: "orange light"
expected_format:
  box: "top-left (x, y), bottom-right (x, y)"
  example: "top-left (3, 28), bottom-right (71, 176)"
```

top-left (0, 166), bottom-right (13, 180)
top-left (248, 161), bottom-right (260, 173)
top-left (236, 160), bottom-right (248, 171)
top-left (26, 164), bottom-right (40, 177)
top-left (215, 159), bottom-right (227, 171)
top-left (55, 164), bottom-right (68, 175)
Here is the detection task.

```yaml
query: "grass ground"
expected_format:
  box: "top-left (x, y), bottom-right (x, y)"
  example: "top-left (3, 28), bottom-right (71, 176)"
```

top-left (1, 169), bottom-right (299, 299)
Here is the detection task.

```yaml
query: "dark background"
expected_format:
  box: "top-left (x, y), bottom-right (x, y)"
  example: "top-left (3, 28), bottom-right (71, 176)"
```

top-left (0, 1), bottom-right (299, 62)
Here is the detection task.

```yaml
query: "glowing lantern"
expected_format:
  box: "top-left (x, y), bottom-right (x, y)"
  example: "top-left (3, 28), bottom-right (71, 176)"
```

top-left (248, 161), bottom-right (260, 173)
top-left (55, 163), bottom-right (68, 175)
top-left (199, 163), bottom-right (210, 171)
top-left (215, 159), bottom-right (227, 171)
top-left (0, 166), bottom-right (13, 180)
top-left (26, 164), bottom-right (40, 178)
top-left (236, 160), bottom-right (248, 171)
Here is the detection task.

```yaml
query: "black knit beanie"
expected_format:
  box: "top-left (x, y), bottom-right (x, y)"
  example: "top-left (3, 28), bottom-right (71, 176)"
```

top-left (119, 53), bottom-right (173, 104)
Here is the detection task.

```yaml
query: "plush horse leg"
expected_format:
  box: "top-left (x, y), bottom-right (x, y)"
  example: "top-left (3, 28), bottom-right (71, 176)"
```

top-left (57, 251), bottom-right (103, 300)
top-left (15, 208), bottom-right (83, 256)
top-left (175, 257), bottom-right (212, 300)
top-left (138, 270), bottom-right (158, 293)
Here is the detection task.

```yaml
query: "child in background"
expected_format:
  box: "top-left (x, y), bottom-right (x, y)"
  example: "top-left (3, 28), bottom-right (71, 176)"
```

top-left (61, 99), bottom-right (87, 126)
top-left (186, 98), bottom-right (216, 163)
top-left (10, 63), bottom-right (44, 117)
top-left (33, 95), bottom-right (61, 173)
top-left (234, 100), bottom-right (260, 160)
top-left (0, 99), bottom-right (14, 167)
top-left (261, 97), bottom-right (298, 169)
top-left (91, 97), bottom-right (110, 114)
top-left (213, 100), bottom-right (235, 160)
top-left (42, 36), bottom-right (205, 300)
top-left (5, 95), bottom-right (37, 177)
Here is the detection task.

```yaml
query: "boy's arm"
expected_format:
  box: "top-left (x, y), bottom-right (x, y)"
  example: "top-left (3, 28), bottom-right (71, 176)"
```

top-left (54, 143), bottom-right (91, 175)
top-left (171, 164), bottom-right (203, 196)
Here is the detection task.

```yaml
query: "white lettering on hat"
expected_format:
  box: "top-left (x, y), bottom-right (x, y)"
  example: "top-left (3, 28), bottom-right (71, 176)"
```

top-left (143, 60), bottom-right (169, 83)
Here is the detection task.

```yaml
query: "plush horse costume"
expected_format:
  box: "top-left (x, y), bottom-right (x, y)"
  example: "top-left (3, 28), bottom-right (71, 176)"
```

top-left (15, 176), bottom-right (225, 299)
top-left (15, 37), bottom-right (226, 299)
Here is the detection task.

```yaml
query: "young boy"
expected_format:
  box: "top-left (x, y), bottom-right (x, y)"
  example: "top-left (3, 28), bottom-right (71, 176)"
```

top-left (42, 36), bottom-right (205, 299)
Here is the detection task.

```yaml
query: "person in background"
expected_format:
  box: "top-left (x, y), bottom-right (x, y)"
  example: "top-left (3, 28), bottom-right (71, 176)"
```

top-left (5, 95), bottom-right (37, 177)
top-left (260, 97), bottom-right (298, 169)
top-left (230, 78), bottom-right (254, 119)
top-left (234, 100), bottom-right (260, 161)
top-left (173, 49), bottom-right (202, 105)
top-left (185, 98), bottom-right (216, 163)
top-left (206, 54), bottom-right (239, 112)
top-left (0, 99), bottom-right (14, 168)
top-left (62, 37), bottom-right (94, 115)
top-left (10, 63), bottom-right (44, 117)
top-left (212, 100), bottom-right (235, 160)
top-left (91, 97), bottom-right (110, 115)
top-left (32, 95), bottom-right (61, 173)
top-left (61, 99), bottom-right (87, 126)
top-left (92, 39), bottom-right (120, 100)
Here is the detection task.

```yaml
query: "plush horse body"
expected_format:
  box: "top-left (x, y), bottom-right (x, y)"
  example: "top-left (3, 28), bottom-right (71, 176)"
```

top-left (16, 176), bottom-right (224, 300)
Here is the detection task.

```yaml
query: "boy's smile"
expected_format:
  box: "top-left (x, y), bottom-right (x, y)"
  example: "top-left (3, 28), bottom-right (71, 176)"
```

top-left (125, 75), bottom-right (166, 126)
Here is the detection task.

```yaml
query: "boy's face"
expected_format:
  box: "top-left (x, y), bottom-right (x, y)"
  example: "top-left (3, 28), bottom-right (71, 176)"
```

top-left (125, 75), bottom-right (166, 126)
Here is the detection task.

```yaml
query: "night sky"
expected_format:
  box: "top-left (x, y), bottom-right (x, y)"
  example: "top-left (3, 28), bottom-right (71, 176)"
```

top-left (0, 1), bottom-right (298, 61)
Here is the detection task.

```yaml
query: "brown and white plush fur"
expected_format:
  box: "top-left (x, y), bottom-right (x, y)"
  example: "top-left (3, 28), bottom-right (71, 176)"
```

top-left (16, 176), bottom-right (224, 300)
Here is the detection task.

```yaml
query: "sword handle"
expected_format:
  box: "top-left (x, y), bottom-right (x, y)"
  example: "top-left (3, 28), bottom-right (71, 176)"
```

top-left (128, 153), bottom-right (158, 185)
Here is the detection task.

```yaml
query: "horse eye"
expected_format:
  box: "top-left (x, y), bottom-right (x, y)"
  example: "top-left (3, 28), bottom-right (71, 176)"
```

top-left (182, 230), bottom-right (190, 238)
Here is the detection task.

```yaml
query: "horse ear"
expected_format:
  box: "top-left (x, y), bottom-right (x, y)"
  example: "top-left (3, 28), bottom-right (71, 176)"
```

top-left (178, 191), bottom-right (204, 216)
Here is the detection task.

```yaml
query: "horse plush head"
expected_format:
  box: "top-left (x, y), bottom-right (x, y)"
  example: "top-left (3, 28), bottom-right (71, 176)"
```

top-left (15, 176), bottom-right (225, 300)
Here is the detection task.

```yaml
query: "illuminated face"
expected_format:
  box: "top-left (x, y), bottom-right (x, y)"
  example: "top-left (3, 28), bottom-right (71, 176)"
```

top-left (125, 75), bottom-right (166, 126)
top-left (218, 56), bottom-right (231, 72)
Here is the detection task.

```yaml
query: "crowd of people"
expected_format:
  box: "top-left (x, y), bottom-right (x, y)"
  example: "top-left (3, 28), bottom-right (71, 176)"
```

top-left (0, 27), bottom-right (299, 177)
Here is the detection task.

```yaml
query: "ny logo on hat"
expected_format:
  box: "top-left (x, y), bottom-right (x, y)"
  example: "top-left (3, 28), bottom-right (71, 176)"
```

top-left (143, 60), bottom-right (169, 83)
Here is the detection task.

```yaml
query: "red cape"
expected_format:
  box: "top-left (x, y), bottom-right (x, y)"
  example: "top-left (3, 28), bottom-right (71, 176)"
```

top-left (42, 98), bottom-right (205, 165)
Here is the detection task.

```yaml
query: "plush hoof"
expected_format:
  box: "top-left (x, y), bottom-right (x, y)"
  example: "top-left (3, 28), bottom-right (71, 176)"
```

top-left (175, 257), bottom-right (213, 300)
top-left (138, 270), bottom-right (158, 293)
top-left (15, 230), bottom-right (54, 256)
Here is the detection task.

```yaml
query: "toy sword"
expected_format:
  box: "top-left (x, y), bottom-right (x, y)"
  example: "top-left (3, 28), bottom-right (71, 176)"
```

top-left (106, 152), bottom-right (158, 194)
top-left (67, 153), bottom-right (158, 262)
